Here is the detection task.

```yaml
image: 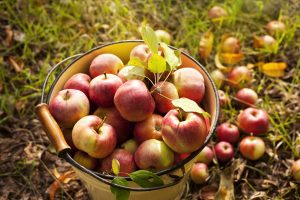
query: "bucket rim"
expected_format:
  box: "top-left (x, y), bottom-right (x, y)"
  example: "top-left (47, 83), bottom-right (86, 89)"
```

top-left (45, 40), bottom-right (220, 186)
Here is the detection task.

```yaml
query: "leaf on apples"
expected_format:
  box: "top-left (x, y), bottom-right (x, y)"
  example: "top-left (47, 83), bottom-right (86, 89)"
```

top-left (147, 53), bottom-right (166, 73)
top-left (127, 57), bottom-right (146, 68)
top-left (129, 170), bottom-right (164, 188)
top-left (112, 159), bottom-right (120, 175)
top-left (160, 42), bottom-right (181, 70)
top-left (110, 177), bottom-right (130, 200)
top-left (140, 25), bottom-right (158, 54)
top-left (172, 98), bottom-right (211, 118)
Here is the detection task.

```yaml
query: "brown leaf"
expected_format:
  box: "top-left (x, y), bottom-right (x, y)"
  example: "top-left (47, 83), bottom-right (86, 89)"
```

top-left (259, 62), bottom-right (287, 77)
top-left (4, 26), bottom-right (13, 47)
top-left (8, 56), bottom-right (24, 73)
top-left (199, 30), bottom-right (214, 59)
top-left (199, 183), bottom-right (219, 200)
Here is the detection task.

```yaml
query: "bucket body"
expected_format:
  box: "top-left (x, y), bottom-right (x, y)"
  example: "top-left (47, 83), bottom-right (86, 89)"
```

top-left (45, 41), bottom-right (219, 200)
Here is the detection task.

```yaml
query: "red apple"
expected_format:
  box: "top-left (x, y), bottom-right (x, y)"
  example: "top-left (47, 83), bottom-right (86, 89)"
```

top-left (237, 108), bottom-right (269, 135)
top-left (130, 44), bottom-right (151, 63)
top-left (227, 66), bottom-right (252, 88)
top-left (239, 136), bottom-right (265, 161)
top-left (155, 30), bottom-right (172, 44)
top-left (174, 153), bottom-right (190, 165)
top-left (190, 163), bottom-right (209, 184)
top-left (266, 21), bottom-right (286, 35)
top-left (210, 70), bottom-right (225, 88)
top-left (236, 88), bottom-right (258, 106)
top-left (195, 146), bottom-right (214, 165)
top-left (151, 81), bottom-right (179, 114)
top-left (162, 109), bottom-right (208, 153)
top-left (93, 107), bottom-right (134, 144)
top-left (134, 114), bottom-right (163, 144)
top-left (292, 159), bottom-right (300, 181)
top-left (214, 141), bottom-right (234, 163)
top-left (208, 6), bottom-right (228, 19)
top-left (221, 37), bottom-right (241, 54)
top-left (72, 115), bottom-right (117, 158)
top-left (114, 80), bottom-right (155, 122)
top-left (120, 139), bottom-right (138, 154)
top-left (173, 68), bottom-right (205, 103)
top-left (218, 90), bottom-right (230, 107)
top-left (99, 149), bottom-right (136, 176)
top-left (73, 151), bottom-right (97, 170)
top-left (217, 122), bottom-right (240, 144)
top-left (63, 73), bottom-right (91, 98)
top-left (89, 73), bottom-right (123, 107)
top-left (89, 53), bottom-right (124, 78)
top-left (134, 139), bottom-right (174, 171)
top-left (49, 89), bottom-right (90, 128)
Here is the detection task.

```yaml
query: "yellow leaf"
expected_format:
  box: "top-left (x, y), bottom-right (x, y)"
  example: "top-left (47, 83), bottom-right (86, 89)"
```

top-left (219, 53), bottom-right (244, 65)
top-left (260, 62), bottom-right (287, 77)
top-left (214, 54), bottom-right (232, 72)
top-left (199, 31), bottom-right (214, 59)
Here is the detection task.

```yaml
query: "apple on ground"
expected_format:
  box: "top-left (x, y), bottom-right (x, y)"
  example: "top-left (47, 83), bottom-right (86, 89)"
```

top-left (93, 107), bottom-right (134, 144)
top-left (292, 159), bottom-right (300, 181)
top-left (63, 73), bottom-right (91, 98)
top-left (190, 163), bottom-right (209, 184)
top-left (114, 80), bottom-right (155, 122)
top-left (130, 44), bottom-right (151, 63)
top-left (266, 21), bottom-right (286, 36)
top-left (254, 35), bottom-right (276, 49)
top-left (49, 89), bottom-right (90, 128)
top-left (72, 115), bottom-right (117, 159)
top-left (89, 73), bottom-right (123, 107)
top-left (162, 109), bottom-right (208, 153)
top-left (237, 107), bottom-right (269, 135)
top-left (134, 114), bottom-right (163, 144)
top-left (173, 67), bottom-right (206, 103)
top-left (89, 53), bottom-right (124, 78)
top-left (217, 122), bottom-right (240, 144)
top-left (134, 139), bottom-right (174, 171)
top-left (214, 141), bottom-right (234, 163)
top-left (227, 66), bottom-right (252, 88)
top-left (73, 151), bottom-right (97, 170)
top-left (218, 90), bottom-right (230, 107)
top-left (99, 149), bottom-right (136, 177)
top-left (151, 81), bottom-right (179, 114)
top-left (210, 69), bottom-right (225, 89)
top-left (236, 88), bottom-right (258, 106)
top-left (221, 36), bottom-right (241, 54)
top-left (174, 153), bottom-right (190, 165)
top-left (120, 139), bottom-right (138, 154)
top-left (239, 136), bottom-right (265, 161)
top-left (195, 146), bottom-right (214, 165)
top-left (208, 6), bottom-right (228, 19)
top-left (155, 29), bottom-right (172, 44)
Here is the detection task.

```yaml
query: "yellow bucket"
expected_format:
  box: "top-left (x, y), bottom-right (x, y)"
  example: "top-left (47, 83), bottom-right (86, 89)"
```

top-left (35, 40), bottom-right (220, 200)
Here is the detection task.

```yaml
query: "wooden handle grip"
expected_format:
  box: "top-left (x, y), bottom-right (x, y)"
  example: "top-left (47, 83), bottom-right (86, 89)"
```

top-left (35, 103), bottom-right (71, 154)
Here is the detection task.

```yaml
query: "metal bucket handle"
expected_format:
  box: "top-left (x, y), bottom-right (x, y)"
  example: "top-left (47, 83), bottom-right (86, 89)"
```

top-left (35, 54), bottom-right (186, 192)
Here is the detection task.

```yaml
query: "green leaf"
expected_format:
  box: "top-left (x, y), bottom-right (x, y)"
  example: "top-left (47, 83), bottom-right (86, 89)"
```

top-left (129, 170), bottom-right (164, 188)
top-left (112, 159), bottom-right (120, 175)
top-left (140, 25), bottom-right (158, 54)
top-left (160, 42), bottom-right (181, 70)
top-left (147, 53), bottom-right (166, 73)
top-left (110, 177), bottom-right (130, 200)
top-left (172, 98), bottom-right (211, 118)
top-left (127, 57), bottom-right (146, 68)
top-left (125, 66), bottom-right (145, 81)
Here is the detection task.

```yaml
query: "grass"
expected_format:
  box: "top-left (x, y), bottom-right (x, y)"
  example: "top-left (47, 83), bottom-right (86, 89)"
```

top-left (0, 0), bottom-right (300, 199)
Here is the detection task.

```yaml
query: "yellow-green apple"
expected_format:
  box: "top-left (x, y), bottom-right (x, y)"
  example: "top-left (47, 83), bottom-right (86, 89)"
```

top-left (190, 163), bottom-right (209, 184)
top-left (130, 44), bottom-right (151, 63)
top-left (134, 139), bottom-right (174, 171)
top-left (237, 108), bottom-right (269, 135)
top-left (120, 139), bottom-right (138, 154)
top-left (217, 122), bottom-right (240, 144)
top-left (162, 109), bottom-right (208, 153)
top-left (133, 114), bottom-right (163, 144)
top-left (89, 53), bottom-right (124, 78)
top-left (93, 107), bottom-right (134, 144)
top-left (73, 151), bottom-right (97, 170)
top-left (221, 37), bottom-right (241, 53)
top-left (218, 90), bottom-right (230, 107)
top-left (210, 70), bottom-right (225, 88)
top-left (151, 81), bottom-right (179, 114)
top-left (236, 88), bottom-right (258, 106)
top-left (214, 141), bottom-right (234, 163)
top-left (99, 149), bottom-right (136, 176)
top-left (239, 136), bottom-right (265, 161)
top-left (254, 35), bottom-right (276, 49)
top-left (89, 73), bottom-right (123, 107)
top-left (195, 146), bottom-right (214, 165)
top-left (173, 68), bottom-right (205, 103)
top-left (292, 159), bottom-right (300, 181)
top-left (155, 30), bottom-right (172, 44)
top-left (174, 153), bottom-right (190, 165)
top-left (49, 89), bottom-right (90, 128)
top-left (118, 65), bottom-right (145, 82)
top-left (208, 6), bottom-right (228, 19)
top-left (72, 115), bottom-right (117, 158)
top-left (63, 73), bottom-right (91, 98)
top-left (266, 20), bottom-right (286, 35)
top-left (114, 80), bottom-right (155, 122)
top-left (227, 66), bottom-right (252, 88)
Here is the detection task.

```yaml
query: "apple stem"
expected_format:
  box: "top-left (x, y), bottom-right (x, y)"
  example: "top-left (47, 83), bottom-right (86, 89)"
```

top-left (97, 116), bottom-right (107, 133)
top-left (104, 72), bottom-right (107, 79)
top-left (177, 108), bottom-right (184, 122)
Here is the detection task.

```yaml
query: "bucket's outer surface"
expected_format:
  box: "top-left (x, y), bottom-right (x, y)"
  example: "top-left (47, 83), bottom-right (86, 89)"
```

top-left (46, 41), bottom-right (219, 200)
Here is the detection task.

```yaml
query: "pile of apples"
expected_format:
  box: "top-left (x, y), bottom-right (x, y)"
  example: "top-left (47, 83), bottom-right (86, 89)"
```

top-left (49, 43), bottom-right (210, 176)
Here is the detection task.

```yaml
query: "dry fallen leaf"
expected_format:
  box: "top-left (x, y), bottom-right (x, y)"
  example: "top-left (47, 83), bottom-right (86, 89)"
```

top-left (199, 30), bottom-right (214, 59)
top-left (8, 56), bottom-right (24, 73)
top-left (219, 53), bottom-right (244, 65)
top-left (4, 26), bottom-right (13, 47)
top-left (214, 54), bottom-right (233, 72)
top-left (259, 62), bottom-right (287, 77)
